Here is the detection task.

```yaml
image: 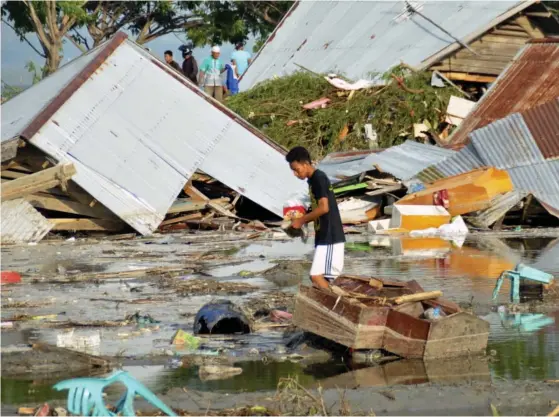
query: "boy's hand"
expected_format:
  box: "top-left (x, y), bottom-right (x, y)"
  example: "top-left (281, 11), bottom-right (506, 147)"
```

top-left (291, 218), bottom-right (304, 229)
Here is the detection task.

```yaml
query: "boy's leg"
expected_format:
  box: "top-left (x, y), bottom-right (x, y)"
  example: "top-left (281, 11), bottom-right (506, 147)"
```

top-left (326, 242), bottom-right (345, 281)
top-left (309, 245), bottom-right (332, 289)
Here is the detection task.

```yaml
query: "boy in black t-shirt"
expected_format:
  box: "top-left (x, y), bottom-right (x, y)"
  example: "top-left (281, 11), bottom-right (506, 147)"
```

top-left (286, 146), bottom-right (345, 289)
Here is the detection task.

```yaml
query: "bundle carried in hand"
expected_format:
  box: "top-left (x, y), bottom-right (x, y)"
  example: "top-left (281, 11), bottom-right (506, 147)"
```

top-left (282, 204), bottom-right (309, 242)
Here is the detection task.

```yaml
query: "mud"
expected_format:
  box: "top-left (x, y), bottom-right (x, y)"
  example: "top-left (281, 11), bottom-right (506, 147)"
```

top-left (2, 230), bottom-right (559, 415)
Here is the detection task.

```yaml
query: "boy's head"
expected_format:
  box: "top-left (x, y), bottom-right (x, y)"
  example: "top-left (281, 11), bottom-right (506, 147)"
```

top-left (286, 146), bottom-right (314, 180)
top-left (164, 50), bottom-right (173, 63)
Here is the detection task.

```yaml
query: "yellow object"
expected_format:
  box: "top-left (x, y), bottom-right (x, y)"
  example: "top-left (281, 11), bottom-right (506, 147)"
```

top-left (398, 168), bottom-right (513, 216)
top-left (390, 205), bottom-right (451, 230)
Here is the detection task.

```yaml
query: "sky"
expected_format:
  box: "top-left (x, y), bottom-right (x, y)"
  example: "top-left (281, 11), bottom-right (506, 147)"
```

top-left (0, 22), bottom-right (254, 87)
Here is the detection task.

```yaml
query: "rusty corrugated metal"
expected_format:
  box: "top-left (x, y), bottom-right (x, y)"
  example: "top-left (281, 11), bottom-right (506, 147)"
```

top-left (522, 98), bottom-right (559, 160)
top-left (0, 199), bottom-right (53, 244)
top-left (448, 37), bottom-right (559, 147)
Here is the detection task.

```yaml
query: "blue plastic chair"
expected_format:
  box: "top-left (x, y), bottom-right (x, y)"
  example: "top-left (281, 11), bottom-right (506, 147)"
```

top-left (53, 370), bottom-right (176, 416)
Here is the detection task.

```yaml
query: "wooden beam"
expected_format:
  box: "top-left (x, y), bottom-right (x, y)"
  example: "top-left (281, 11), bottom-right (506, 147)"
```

top-left (525, 11), bottom-right (552, 18)
top-left (208, 201), bottom-right (237, 218)
top-left (1, 170), bottom-right (28, 180)
top-left (183, 183), bottom-right (209, 202)
top-left (435, 72), bottom-right (497, 83)
top-left (50, 218), bottom-right (125, 231)
top-left (515, 16), bottom-right (545, 39)
top-left (24, 193), bottom-right (110, 218)
top-left (1, 163), bottom-right (76, 201)
top-left (491, 29), bottom-right (530, 38)
top-left (160, 212), bottom-right (203, 227)
top-left (167, 197), bottom-right (229, 214)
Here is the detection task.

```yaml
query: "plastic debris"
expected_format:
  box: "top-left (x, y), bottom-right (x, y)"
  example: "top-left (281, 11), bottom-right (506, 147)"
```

top-left (171, 329), bottom-right (200, 349)
top-left (193, 300), bottom-right (250, 335)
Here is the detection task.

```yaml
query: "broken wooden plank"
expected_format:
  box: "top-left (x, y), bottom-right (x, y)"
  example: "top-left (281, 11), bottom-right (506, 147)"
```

top-left (466, 191), bottom-right (527, 229)
top-left (160, 212), bottom-right (203, 226)
top-left (365, 184), bottom-right (403, 197)
top-left (1, 169), bottom-right (28, 180)
top-left (184, 183), bottom-right (209, 202)
top-left (208, 201), bottom-right (237, 218)
top-left (24, 193), bottom-right (111, 218)
top-left (167, 197), bottom-right (229, 214)
top-left (50, 218), bottom-right (125, 232)
top-left (1, 163), bottom-right (76, 201)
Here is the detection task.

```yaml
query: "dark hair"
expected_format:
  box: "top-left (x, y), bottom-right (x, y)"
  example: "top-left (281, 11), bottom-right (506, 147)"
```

top-left (235, 42), bottom-right (244, 50)
top-left (164, 50), bottom-right (173, 57)
top-left (286, 146), bottom-right (311, 164)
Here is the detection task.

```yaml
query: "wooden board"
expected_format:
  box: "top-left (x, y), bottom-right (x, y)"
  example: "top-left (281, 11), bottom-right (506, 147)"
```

top-left (50, 218), bottom-right (125, 231)
top-left (160, 212), bottom-right (203, 226)
top-left (1, 163), bottom-right (76, 201)
top-left (24, 193), bottom-right (113, 219)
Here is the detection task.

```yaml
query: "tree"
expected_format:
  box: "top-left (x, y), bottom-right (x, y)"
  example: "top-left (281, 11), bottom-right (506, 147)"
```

top-left (1, 1), bottom-right (91, 76)
top-left (73, 1), bottom-right (205, 49)
top-left (185, 1), bottom-right (292, 48)
top-left (73, 1), bottom-right (292, 50)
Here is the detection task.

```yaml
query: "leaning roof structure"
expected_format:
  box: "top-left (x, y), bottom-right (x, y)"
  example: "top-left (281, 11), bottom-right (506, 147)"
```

top-left (1, 33), bottom-right (307, 235)
top-left (448, 37), bottom-right (559, 147)
top-left (240, 0), bottom-right (551, 91)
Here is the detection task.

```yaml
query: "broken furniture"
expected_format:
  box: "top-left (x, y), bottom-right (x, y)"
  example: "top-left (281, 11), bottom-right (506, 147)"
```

top-left (54, 370), bottom-right (176, 416)
top-left (493, 263), bottom-right (554, 304)
top-left (293, 275), bottom-right (489, 358)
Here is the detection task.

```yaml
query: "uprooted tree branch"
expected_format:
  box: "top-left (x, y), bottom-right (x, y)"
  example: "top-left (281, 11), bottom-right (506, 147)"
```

top-left (226, 65), bottom-right (463, 158)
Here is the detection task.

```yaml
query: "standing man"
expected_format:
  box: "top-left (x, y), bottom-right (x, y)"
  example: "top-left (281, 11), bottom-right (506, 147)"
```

top-left (231, 42), bottom-right (252, 77)
top-left (179, 45), bottom-right (198, 85)
top-left (199, 46), bottom-right (225, 102)
top-left (286, 146), bottom-right (345, 289)
top-left (164, 50), bottom-right (181, 72)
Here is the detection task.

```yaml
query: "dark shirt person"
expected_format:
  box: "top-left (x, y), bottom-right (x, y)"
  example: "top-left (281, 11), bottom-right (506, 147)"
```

top-left (286, 146), bottom-right (345, 289)
top-left (164, 50), bottom-right (181, 72)
top-left (179, 46), bottom-right (198, 85)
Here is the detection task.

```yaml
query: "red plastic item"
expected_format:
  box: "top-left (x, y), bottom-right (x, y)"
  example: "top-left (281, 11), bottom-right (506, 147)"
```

top-left (1, 271), bottom-right (22, 285)
top-left (34, 403), bottom-right (50, 417)
top-left (283, 206), bottom-right (306, 217)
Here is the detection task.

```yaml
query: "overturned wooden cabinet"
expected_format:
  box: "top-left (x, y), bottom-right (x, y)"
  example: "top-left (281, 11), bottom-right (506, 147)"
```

top-left (293, 275), bottom-right (489, 358)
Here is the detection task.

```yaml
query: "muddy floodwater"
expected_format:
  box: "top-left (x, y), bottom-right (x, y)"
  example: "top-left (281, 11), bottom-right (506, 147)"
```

top-left (2, 229), bottom-right (559, 415)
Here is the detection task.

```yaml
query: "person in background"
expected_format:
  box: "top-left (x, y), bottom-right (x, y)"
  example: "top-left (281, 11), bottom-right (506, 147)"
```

top-left (231, 42), bottom-right (252, 77)
top-left (224, 59), bottom-right (240, 96)
top-left (199, 46), bottom-right (225, 102)
top-left (179, 45), bottom-right (198, 85)
top-left (164, 50), bottom-right (181, 72)
top-left (286, 146), bottom-right (345, 289)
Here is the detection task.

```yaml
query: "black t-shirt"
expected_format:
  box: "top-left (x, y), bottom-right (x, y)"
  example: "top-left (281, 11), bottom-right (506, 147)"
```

top-left (307, 169), bottom-right (345, 246)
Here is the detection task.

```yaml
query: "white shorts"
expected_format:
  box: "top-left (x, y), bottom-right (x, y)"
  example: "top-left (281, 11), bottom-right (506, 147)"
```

top-left (310, 243), bottom-right (345, 281)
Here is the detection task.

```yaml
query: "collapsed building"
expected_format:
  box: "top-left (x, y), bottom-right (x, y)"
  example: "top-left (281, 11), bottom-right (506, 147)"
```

top-left (1, 33), bottom-right (307, 244)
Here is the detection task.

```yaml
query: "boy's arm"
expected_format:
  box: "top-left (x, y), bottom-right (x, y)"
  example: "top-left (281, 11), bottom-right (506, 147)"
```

top-left (292, 174), bottom-right (330, 228)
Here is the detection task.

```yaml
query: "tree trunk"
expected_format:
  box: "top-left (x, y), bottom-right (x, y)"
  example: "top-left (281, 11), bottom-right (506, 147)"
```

top-left (43, 45), bottom-right (62, 76)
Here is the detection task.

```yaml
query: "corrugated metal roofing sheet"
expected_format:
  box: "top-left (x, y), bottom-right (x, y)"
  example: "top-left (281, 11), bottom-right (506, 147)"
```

top-left (318, 140), bottom-right (455, 182)
top-left (417, 99), bottom-right (559, 216)
top-left (364, 140), bottom-right (455, 181)
top-left (0, 199), bottom-right (53, 244)
top-left (469, 113), bottom-right (546, 169)
top-left (1, 33), bottom-right (307, 235)
top-left (448, 38), bottom-right (559, 147)
top-left (240, 0), bottom-right (529, 91)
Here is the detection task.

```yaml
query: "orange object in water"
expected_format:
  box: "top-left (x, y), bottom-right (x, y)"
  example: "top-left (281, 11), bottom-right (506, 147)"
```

top-left (391, 205), bottom-right (451, 230)
top-left (398, 168), bottom-right (513, 216)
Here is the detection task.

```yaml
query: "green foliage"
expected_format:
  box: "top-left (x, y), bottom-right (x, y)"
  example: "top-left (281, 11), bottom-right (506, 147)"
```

top-left (25, 61), bottom-right (43, 84)
top-left (226, 66), bottom-right (459, 159)
top-left (185, 1), bottom-right (292, 47)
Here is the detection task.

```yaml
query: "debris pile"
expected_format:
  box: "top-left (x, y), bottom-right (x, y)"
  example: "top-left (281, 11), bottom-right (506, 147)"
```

top-left (0, 32), bottom-right (306, 245)
top-left (228, 66), bottom-right (462, 158)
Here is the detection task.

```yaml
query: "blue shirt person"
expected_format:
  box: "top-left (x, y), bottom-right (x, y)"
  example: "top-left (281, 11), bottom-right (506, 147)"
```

top-left (230, 42), bottom-right (252, 76)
